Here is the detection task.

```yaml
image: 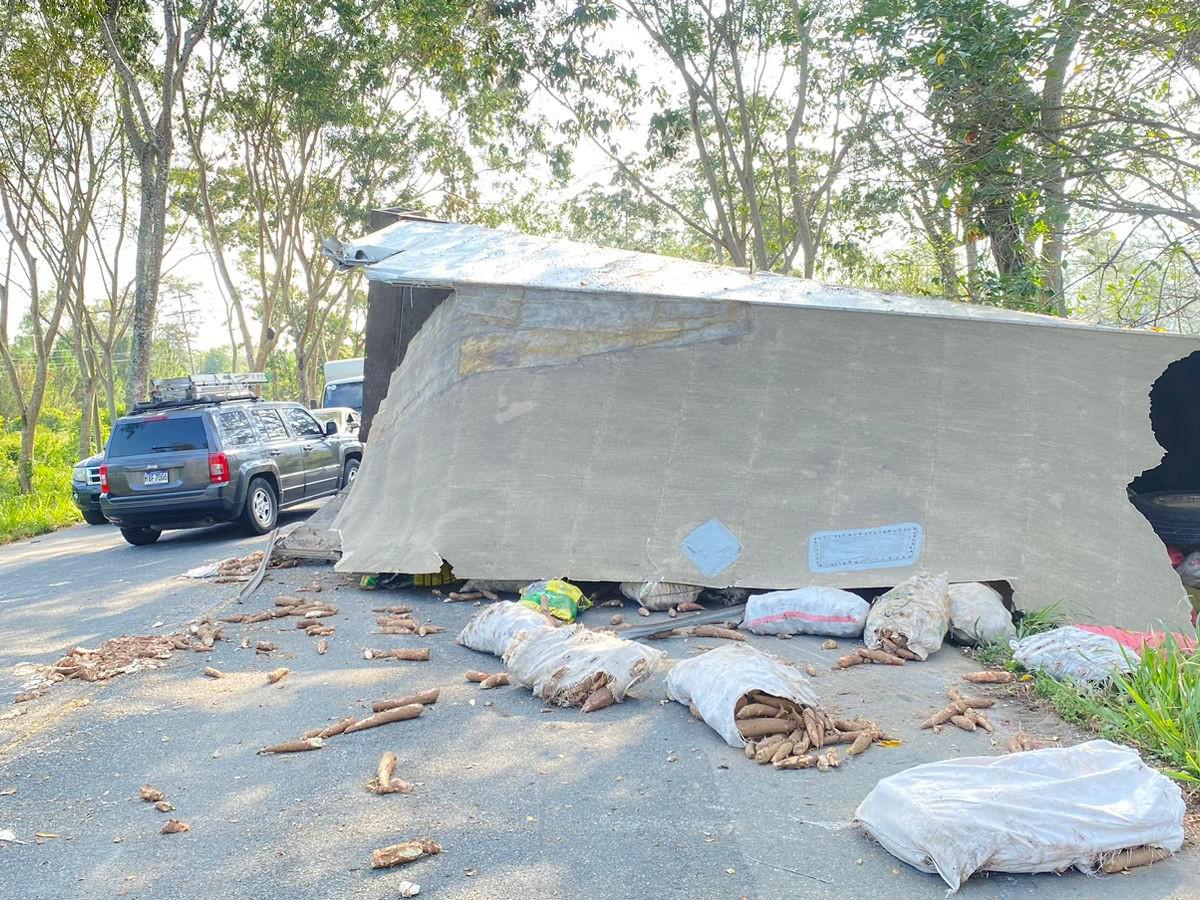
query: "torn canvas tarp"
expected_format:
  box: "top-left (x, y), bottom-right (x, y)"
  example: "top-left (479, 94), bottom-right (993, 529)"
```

top-left (332, 217), bottom-right (1197, 630)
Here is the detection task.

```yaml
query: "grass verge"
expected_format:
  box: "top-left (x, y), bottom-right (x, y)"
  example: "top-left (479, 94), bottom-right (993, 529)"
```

top-left (0, 426), bottom-right (82, 544)
top-left (0, 487), bottom-right (80, 543)
top-left (975, 607), bottom-right (1200, 784)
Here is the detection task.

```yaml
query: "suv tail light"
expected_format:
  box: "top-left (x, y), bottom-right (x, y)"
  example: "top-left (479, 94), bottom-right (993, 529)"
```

top-left (209, 452), bottom-right (230, 484)
top-left (99, 464), bottom-right (109, 493)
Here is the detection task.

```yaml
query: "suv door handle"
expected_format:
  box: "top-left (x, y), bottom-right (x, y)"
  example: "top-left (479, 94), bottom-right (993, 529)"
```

top-left (268, 449), bottom-right (282, 457)
top-left (302, 444), bottom-right (314, 451)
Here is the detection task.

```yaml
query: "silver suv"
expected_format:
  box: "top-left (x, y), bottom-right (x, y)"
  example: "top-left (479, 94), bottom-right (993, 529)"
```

top-left (100, 399), bottom-right (363, 546)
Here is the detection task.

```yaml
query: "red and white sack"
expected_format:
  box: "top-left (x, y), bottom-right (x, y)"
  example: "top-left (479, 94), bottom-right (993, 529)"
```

top-left (619, 581), bottom-right (701, 611)
top-left (863, 572), bottom-right (950, 660)
top-left (456, 601), bottom-right (556, 658)
top-left (742, 587), bottom-right (869, 637)
top-left (665, 644), bottom-right (819, 747)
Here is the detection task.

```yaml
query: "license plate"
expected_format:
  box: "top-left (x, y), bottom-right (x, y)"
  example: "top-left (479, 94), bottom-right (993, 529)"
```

top-left (144, 470), bottom-right (169, 485)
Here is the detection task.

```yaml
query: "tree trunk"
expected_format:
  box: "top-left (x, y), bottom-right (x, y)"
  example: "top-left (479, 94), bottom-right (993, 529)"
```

top-left (78, 375), bottom-right (94, 459)
top-left (296, 346), bottom-right (310, 407)
top-left (125, 156), bottom-right (168, 408)
top-left (983, 199), bottom-right (1027, 279)
top-left (1040, 0), bottom-right (1086, 317)
top-left (93, 395), bottom-right (103, 453)
top-left (964, 236), bottom-right (981, 303)
top-left (73, 324), bottom-right (96, 458)
top-left (915, 203), bottom-right (960, 300)
top-left (104, 350), bottom-right (118, 425)
top-left (105, 0), bottom-right (215, 408)
top-left (18, 364), bottom-right (51, 493)
top-left (19, 417), bottom-right (35, 493)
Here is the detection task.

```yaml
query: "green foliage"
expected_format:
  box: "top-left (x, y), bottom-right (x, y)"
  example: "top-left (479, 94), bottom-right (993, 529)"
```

top-left (1016, 601), bottom-right (1068, 637)
top-left (0, 415), bottom-right (82, 544)
top-left (1107, 635), bottom-right (1200, 782)
top-left (518, 0), bottom-right (892, 276)
top-left (854, 0), bottom-right (1199, 314)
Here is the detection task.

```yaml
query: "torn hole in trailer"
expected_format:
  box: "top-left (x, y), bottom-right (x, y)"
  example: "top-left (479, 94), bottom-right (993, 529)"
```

top-left (1128, 349), bottom-right (1200, 623)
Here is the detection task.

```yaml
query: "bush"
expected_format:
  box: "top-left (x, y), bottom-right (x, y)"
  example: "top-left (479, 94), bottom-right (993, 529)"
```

top-left (1107, 636), bottom-right (1200, 784)
top-left (0, 423), bottom-right (82, 543)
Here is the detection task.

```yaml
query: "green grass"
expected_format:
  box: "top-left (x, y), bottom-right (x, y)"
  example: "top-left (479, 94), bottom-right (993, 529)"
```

top-left (0, 486), bottom-right (81, 543)
top-left (973, 603), bottom-right (1200, 784)
top-left (1014, 601), bottom-right (1069, 637)
top-left (1106, 635), bottom-right (1200, 783)
top-left (0, 424), bottom-right (83, 543)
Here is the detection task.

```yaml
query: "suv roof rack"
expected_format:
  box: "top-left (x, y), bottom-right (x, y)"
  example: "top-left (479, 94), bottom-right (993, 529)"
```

top-left (131, 373), bottom-right (269, 414)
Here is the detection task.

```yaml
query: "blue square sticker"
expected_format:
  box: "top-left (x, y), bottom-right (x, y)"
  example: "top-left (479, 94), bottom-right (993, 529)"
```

top-left (682, 518), bottom-right (743, 578)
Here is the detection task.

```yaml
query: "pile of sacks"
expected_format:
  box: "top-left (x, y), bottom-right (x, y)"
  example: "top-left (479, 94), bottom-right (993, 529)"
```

top-left (741, 574), bottom-right (1014, 661)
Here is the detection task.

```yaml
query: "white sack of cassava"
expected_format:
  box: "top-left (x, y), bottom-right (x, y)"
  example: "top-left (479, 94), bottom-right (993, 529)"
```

top-left (502, 624), bottom-right (664, 709)
top-left (855, 740), bottom-right (1184, 893)
top-left (456, 601), bottom-right (557, 658)
top-left (666, 644), bottom-right (820, 747)
top-left (863, 572), bottom-right (951, 660)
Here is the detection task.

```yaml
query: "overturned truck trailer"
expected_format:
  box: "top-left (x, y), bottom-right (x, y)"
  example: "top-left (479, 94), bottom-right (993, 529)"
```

top-left (328, 213), bottom-right (1197, 630)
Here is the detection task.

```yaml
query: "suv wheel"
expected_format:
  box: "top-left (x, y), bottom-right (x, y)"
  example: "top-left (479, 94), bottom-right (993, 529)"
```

top-left (82, 510), bottom-right (108, 526)
top-left (240, 477), bottom-right (278, 534)
top-left (341, 457), bottom-right (360, 488)
top-left (120, 526), bottom-right (161, 546)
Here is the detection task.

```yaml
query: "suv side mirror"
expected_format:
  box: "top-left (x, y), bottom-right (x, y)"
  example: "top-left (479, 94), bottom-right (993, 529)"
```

top-left (325, 420), bottom-right (338, 435)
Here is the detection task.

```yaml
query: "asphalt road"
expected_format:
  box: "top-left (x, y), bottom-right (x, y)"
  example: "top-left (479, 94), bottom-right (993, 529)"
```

top-left (0, 516), bottom-right (1195, 899)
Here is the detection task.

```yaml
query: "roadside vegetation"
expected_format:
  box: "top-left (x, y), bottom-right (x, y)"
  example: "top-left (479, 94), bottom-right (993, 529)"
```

top-left (0, 416), bottom-right (80, 543)
top-left (0, 347), bottom-right (314, 545)
top-left (976, 606), bottom-right (1200, 785)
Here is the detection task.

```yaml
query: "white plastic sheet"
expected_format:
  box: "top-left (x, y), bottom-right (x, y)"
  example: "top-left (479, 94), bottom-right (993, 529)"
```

top-left (181, 563), bottom-right (219, 579)
top-left (455, 601), bottom-right (556, 658)
top-left (503, 625), bottom-right (664, 706)
top-left (855, 740), bottom-right (1184, 893)
top-left (948, 582), bottom-right (1015, 645)
top-left (1010, 625), bottom-right (1135, 684)
top-left (863, 572), bottom-right (951, 660)
top-left (665, 644), bottom-right (819, 747)
top-left (743, 587), bottom-right (869, 637)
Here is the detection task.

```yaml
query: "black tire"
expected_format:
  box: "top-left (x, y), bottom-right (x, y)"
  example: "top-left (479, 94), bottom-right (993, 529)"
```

top-left (1130, 491), bottom-right (1200, 547)
top-left (120, 526), bottom-right (161, 546)
top-left (82, 509), bottom-right (108, 526)
top-left (239, 477), bottom-right (278, 535)
top-left (341, 457), bottom-right (360, 489)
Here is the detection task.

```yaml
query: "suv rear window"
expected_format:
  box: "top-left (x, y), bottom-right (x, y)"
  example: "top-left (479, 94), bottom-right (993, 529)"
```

top-left (108, 416), bottom-right (209, 458)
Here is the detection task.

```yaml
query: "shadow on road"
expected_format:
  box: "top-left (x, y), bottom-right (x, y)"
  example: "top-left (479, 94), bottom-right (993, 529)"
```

top-left (0, 501), bottom-right (327, 667)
